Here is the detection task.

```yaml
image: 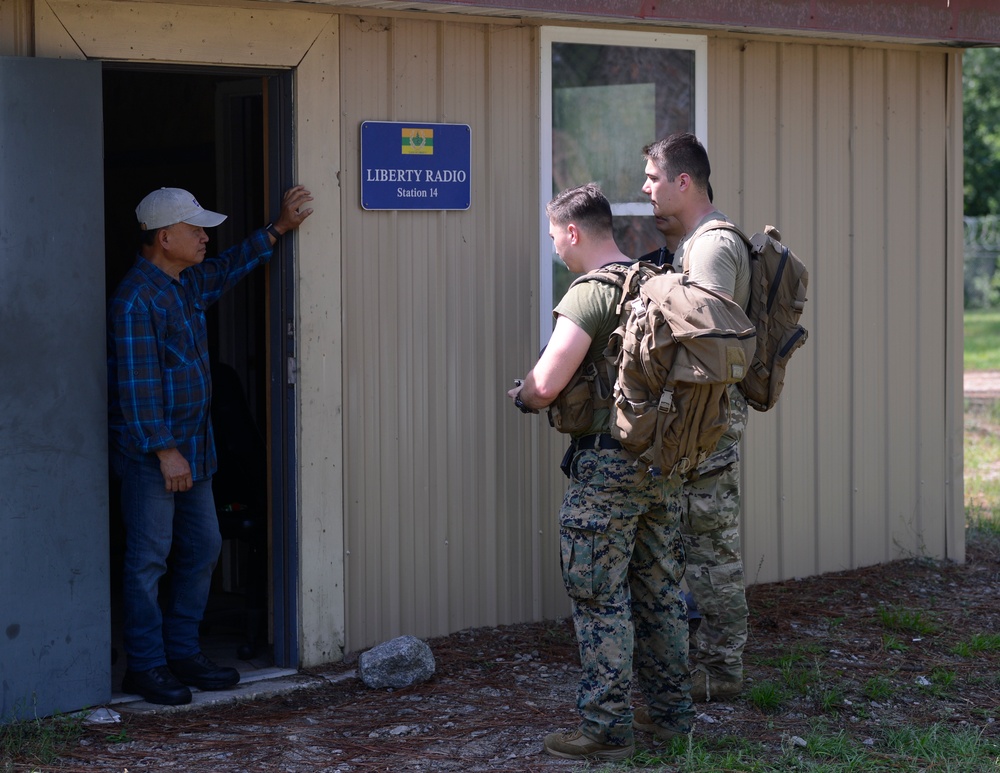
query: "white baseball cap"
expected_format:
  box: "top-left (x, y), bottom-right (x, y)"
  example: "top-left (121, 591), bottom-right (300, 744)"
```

top-left (136, 187), bottom-right (227, 230)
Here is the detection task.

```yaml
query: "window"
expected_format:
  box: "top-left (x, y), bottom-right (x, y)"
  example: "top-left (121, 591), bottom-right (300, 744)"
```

top-left (539, 28), bottom-right (707, 338)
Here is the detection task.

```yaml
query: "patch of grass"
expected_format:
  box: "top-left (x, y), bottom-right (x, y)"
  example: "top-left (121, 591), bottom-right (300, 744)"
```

top-left (877, 604), bottom-right (940, 636)
top-left (780, 665), bottom-right (811, 696)
top-left (879, 723), bottom-right (1000, 766)
top-left (881, 633), bottom-right (908, 652)
top-left (777, 651), bottom-right (808, 668)
top-left (603, 723), bottom-right (1000, 772)
top-left (969, 511), bottom-right (1000, 535)
top-left (104, 727), bottom-right (131, 744)
top-left (952, 632), bottom-right (1000, 657)
top-left (862, 675), bottom-right (893, 701)
top-left (929, 667), bottom-right (957, 689)
top-left (817, 686), bottom-right (845, 714)
top-left (800, 725), bottom-right (866, 764)
top-left (746, 681), bottom-right (784, 713)
top-left (966, 511), bottom-right (1000, 561)
top-left (965, 309), bottom-right (1000, 371)
top-left (965, 398), bottom-right (1000, 521)
top-left (0, 711), bottom-right (87, 768)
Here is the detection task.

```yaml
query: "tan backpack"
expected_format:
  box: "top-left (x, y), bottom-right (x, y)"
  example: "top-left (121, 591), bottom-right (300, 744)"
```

top-left (548, 261), bottom-right (756, 479)
top-left (606, 268), bottom-right (756, 478)
top-left (688, 220), bottom-right (809, 411)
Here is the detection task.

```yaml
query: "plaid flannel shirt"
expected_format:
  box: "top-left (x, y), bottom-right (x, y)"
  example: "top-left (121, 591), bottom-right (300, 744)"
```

top-left (107, 228), bottom-right (272, 480)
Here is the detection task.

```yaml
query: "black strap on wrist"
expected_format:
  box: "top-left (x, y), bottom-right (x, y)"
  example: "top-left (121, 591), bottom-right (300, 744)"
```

top-left (266, 223), bottom-right (281, 241)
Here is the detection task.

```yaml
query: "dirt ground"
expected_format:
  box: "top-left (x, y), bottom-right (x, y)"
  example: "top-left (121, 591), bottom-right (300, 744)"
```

top-left (965, 370), bottom-right (1000, 398)
top-left (13, 529), bottom-right (992, 772)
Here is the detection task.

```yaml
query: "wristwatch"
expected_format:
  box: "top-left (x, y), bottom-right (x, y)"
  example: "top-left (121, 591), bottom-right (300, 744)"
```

top-left (514, 392), bottom-right (532, 414)
top-left (265, 222), bottom-right (282, 241)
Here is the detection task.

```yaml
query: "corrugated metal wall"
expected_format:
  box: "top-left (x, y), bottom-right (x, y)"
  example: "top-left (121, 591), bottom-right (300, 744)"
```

top-left (708, 38), bottom-right (960, 584)
top-left (339, 15), bottom-right (571, 652)
top-left (339, 14), bottom-right (962, 651)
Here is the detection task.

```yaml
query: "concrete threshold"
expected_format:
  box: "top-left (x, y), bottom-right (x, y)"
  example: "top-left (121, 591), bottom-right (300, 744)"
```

top-left (109, 667), bottom-right (358, 715)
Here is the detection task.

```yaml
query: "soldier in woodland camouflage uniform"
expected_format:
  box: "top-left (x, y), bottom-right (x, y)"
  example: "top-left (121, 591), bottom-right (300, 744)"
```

top-left (509, 184), bottom-right (693, 762)
top-left (641, 133), bottom-right (751, 701)
top-left (681, 390), bottom-right (748, 697)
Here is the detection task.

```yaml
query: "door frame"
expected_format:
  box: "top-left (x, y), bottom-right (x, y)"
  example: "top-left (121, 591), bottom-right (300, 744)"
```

top-left (103, 62), bottom-right (300, 667)
top-left (265, 70), bottom-right (299, 666)
top-left (35, 0), bottom-right (347, 669)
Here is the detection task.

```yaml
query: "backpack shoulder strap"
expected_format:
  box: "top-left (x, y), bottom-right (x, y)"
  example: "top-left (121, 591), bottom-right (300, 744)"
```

top-left (683, 219), bottom-right (752, 276)
top-left (568, 261), bottom-right (657, 317)
top-left (689, 218), bottom-right (751, 245)
top-left (567, 262), bottom-right (630, 290)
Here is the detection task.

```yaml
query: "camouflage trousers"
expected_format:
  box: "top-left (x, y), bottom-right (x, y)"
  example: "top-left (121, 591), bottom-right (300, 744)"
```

top-left (681, 385), bottom-right (749, 683)
top-left (559, 445), bottom-right (693, 745)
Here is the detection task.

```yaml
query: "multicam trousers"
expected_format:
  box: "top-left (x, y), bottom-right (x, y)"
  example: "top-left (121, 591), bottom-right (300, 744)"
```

top-left (559, 445), bottom-right (693, 745)
top-left (681, 385), bottom-right (749, 683)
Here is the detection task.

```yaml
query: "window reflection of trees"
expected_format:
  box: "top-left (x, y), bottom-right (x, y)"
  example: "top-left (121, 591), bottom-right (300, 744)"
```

top-left (551, 42), bottom-right (697, 299)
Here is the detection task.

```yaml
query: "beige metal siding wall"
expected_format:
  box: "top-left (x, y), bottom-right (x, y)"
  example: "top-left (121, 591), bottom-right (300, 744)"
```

top-left (709, 37), bottom-right (959, 584)
top-left (340, 15), bottom-right (565, 652)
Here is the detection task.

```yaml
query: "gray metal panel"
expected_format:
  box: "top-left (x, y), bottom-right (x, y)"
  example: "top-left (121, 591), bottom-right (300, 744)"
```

top-left (0, 56), bottom-right (109, 721)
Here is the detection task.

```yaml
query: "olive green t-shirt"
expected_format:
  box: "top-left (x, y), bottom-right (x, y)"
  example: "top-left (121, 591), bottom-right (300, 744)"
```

top-left (552, 272), bottom-right (622, 437)
top-left (677, 211), bottom-right (751, 309)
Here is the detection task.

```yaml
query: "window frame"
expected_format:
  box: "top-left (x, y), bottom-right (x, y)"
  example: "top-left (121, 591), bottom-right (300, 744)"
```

top-left (538, 26), bottom-right (708, 342)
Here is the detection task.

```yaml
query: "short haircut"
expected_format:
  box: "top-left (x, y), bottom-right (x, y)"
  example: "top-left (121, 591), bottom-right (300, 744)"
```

top-left (643, 132), bottom-right (712, 192)
top-left (139, 227), bottom-right (163, 248)
top-left (545, 183), bottom-right (613, 236)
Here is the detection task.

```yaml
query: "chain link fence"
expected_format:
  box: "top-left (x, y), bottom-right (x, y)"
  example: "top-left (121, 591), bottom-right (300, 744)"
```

top-left (965, 215), bottom-right (1000, 308)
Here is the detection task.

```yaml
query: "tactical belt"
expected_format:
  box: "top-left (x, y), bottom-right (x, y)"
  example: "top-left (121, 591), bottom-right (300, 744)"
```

top-left (561, 433), bottom-right (623, 478)
top-left (574, 433), bottom-right (623, 451)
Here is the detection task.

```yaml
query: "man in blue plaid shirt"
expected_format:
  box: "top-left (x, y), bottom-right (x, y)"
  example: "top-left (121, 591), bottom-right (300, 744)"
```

top-left (108, 185), bottom-right (313, 705)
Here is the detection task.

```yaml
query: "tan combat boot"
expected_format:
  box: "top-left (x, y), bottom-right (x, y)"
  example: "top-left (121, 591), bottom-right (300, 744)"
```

top-left (632, 706), bottom-right (692, 741)
top-left (543, 728), bottom-right (635, 761)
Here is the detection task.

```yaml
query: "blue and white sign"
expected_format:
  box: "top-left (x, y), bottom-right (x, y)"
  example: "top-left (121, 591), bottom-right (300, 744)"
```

top-left (360, 121), bottom-right (471, 211)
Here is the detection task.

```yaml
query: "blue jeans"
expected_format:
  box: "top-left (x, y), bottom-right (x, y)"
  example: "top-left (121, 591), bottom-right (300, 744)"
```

top-left (112, 450), bottom-right (222, 671)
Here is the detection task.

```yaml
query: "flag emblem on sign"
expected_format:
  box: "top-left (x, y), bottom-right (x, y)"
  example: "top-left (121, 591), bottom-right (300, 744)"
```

top-left (402, 128), bottom-right (434, 155)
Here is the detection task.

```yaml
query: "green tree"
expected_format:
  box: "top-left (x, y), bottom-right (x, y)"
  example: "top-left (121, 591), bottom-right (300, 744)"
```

top-left (964, 47), bottom-right (1000, 216)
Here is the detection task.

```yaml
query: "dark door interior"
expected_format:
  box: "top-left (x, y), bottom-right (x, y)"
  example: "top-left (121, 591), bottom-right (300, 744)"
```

top-left (102, 68), bottom-right (275, 682)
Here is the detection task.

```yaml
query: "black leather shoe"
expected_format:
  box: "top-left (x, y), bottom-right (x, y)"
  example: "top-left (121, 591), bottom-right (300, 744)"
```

top-left (122, 666), bottom-right (192, 705)
top-left (168, 652), bottom-right (240, 690)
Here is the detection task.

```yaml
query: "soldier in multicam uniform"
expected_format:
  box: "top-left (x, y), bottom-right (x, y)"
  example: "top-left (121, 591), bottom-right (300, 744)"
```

top-left (641, 133), bottom-right (752, 702)
top-left (509, 184), bottom-right (693, 762)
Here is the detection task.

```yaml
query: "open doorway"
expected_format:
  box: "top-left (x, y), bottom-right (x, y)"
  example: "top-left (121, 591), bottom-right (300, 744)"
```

top-left (102, 67), bottom-right (292, 688)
